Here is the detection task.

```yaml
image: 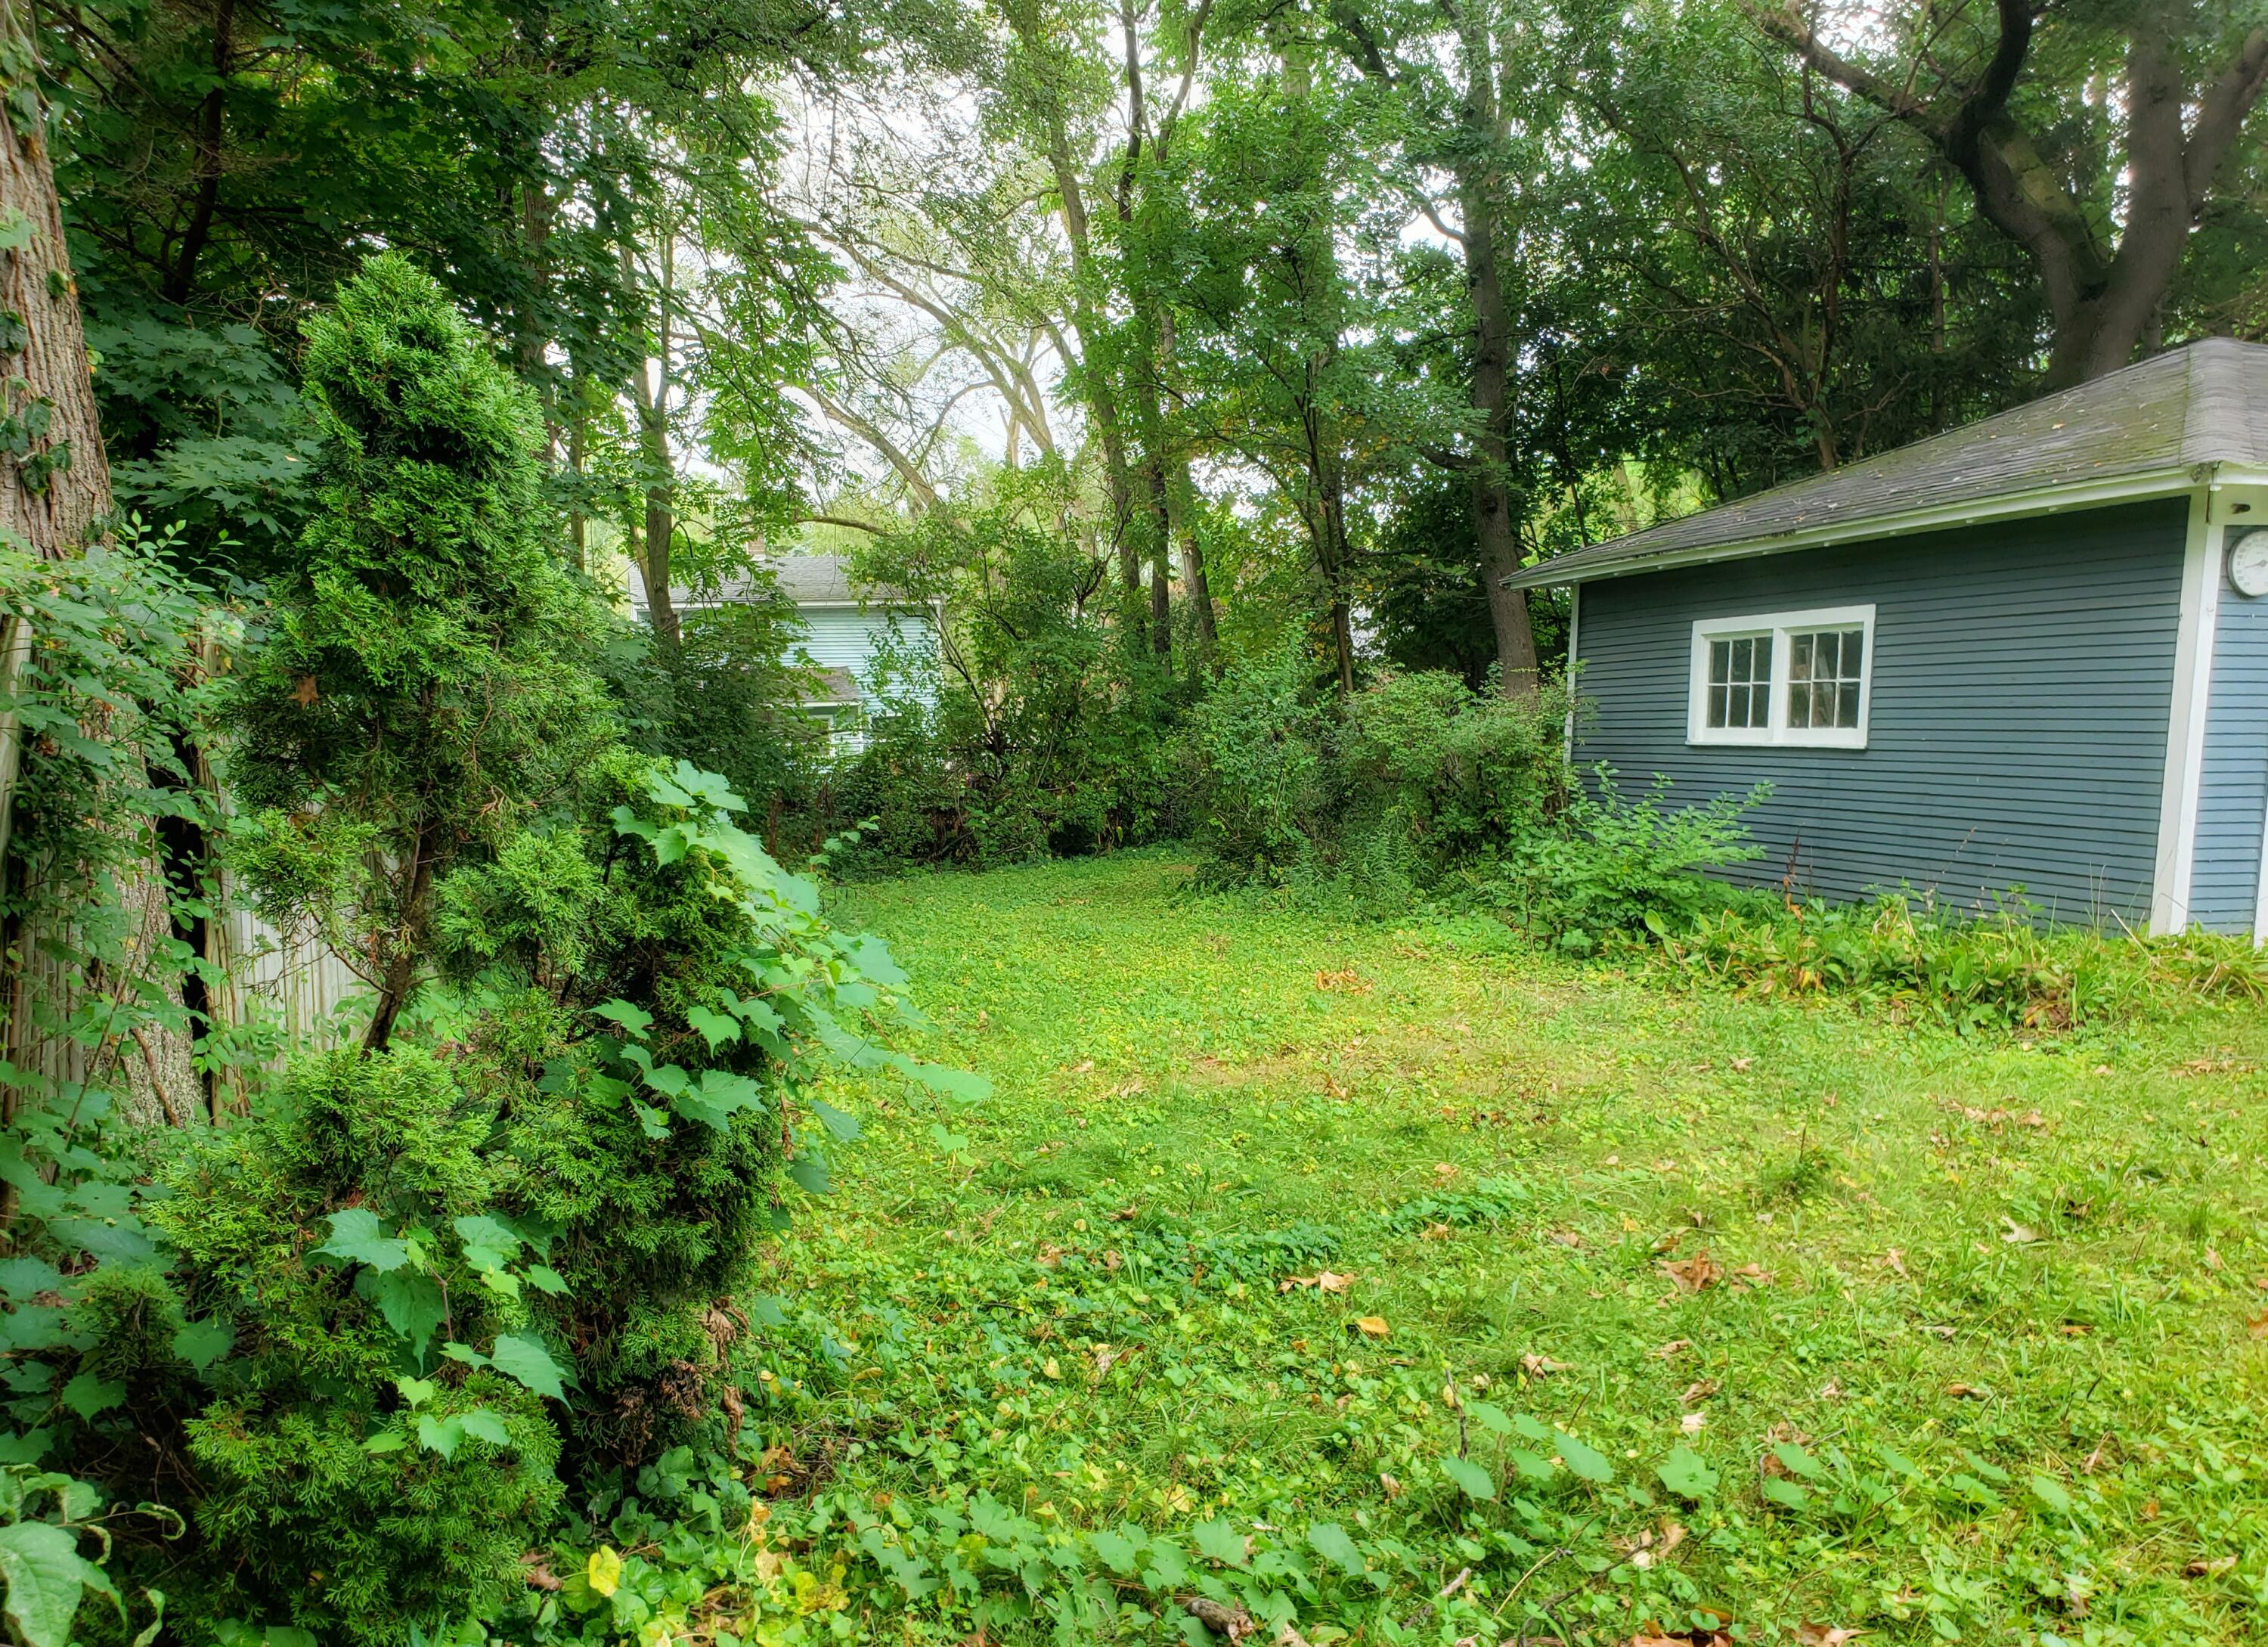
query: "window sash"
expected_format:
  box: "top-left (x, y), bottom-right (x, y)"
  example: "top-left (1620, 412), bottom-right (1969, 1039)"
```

top-left (1687, 606), bottom-right (1873, 749)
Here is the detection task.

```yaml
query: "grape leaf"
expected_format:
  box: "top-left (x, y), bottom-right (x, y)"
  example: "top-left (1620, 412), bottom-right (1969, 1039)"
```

top-left (375, 1269), bottom-right (445, 1358)
top-left (0, 1521), bottom-right (110, 1647)
top-left (314, 1208), bottom-right (408, 1273)
top-left (1656, 1444), bottom-right (1718, 1500)
top-left (686, 1006), bottom-right (740, 1051)
top-left (169, 1318), bottom-right (234, 1373)
top-left (489, 1332), bottom-right (568, 1400)
top-left (457, 1408), bottom-right (512, 1447)
top-left (1191, 1520), bottom-right (1247, 1567)
top-left (590, 1000), bottom-right (652, 1041)
top-left (1306, 1522), bottom-right (1365, 1577)
top-left (808, 1097), bottom-right (862, 1143)
top-left (1440, 1454), bottom-right (1497, 1501)
top-left (1554, 1428), bottom-right (1614, 1484)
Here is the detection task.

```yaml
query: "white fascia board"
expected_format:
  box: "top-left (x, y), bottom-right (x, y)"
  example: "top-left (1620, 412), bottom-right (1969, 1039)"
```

top-left (1507, 467), bottom-right (2204, 590)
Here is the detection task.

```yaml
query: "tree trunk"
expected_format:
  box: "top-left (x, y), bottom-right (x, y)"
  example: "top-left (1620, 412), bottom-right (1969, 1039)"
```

top-left (1157, 311), bottom-right (1218, 670)
top-left (565, 403), bottom-right (587, 574)
top-left (1449, 9), bottom-right (1541, 699)
top-left (630, 237), bottom-right (679, 648)
top-left (0, 45), bottom-right (110, 556)
top-left (2, 0), bottom-right (201, 1127)
top-left (1750, 3), bottom-right (2268, 389)
top-left (1036, 120), bottom-right (1144, 643)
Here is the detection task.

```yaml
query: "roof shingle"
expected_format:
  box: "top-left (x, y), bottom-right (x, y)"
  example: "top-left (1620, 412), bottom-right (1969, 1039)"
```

top-left (1506, 338), bottom-right (2268, 590)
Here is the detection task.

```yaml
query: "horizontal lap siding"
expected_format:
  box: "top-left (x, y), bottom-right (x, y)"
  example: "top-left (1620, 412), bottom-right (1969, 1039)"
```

top-left (1573, 500), bottom-right (2188, 926)
top-left (2190, 540), bottom-right (2268, 934)
top-left (797, 608), bottom-right (937, 706)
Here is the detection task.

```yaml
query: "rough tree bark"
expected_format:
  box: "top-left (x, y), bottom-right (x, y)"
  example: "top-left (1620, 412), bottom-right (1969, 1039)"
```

top-left (1448, 2), bottom-right (1544, 699)
top-left (2, 0), bottom-right (201, 1127)
top-left (1748, 0), bottom-right (2268, 387)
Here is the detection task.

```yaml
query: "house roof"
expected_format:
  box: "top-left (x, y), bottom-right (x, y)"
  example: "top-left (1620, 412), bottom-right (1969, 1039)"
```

top-left (1505, 337), bottom-right (2268, 591)
top-left (626, 553), bottom-right (921, 613)
top-left (795, 665), bottom-right (862, 708)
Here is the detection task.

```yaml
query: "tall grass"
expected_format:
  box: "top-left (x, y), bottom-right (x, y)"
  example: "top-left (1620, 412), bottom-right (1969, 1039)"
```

top-left (1659, 893), bottom-right (2268, 1031)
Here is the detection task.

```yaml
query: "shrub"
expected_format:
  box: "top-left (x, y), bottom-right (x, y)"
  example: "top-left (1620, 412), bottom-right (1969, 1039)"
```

top-left (1186, 654), bottom-right (1572, 897)
top-left (1661, 894), bottom-right (2268, 1032)
top-left (808, 471), bottom-right (1189, 870)
top-left (3, 258), bottom-right (980, 1644)
top-left (225, 252), bottom-right (613, 1049)
top-left (1185, 641), bottom-right (1331, 882)
top-left (1487, 773), bottom-right (1765, 950)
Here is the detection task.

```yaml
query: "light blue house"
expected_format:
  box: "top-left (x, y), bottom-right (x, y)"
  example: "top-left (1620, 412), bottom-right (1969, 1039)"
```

top-left (770, 554), bottom-right (937, 756)
top-left (631, 552), bottom-right (938, 757)
top-left (1508, 338), bottom-right (2268, 938)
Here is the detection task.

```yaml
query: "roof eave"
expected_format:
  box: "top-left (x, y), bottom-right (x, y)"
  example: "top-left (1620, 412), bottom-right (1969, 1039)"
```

top-left (1503, 465), bottom-right (2209, 591)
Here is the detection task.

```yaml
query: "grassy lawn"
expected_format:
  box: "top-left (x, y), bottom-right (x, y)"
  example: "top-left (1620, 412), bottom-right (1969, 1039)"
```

top-left (726, 850), bottom-right (2268, 1647)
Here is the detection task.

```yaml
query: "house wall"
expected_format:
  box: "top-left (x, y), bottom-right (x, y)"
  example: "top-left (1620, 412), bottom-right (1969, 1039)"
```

top-left (795, 606), bottom-right (937, 707)
top-left (2189, 526), bottom-right (2268, 933)
top-left (1572, 498), bottom-right (2191, 926)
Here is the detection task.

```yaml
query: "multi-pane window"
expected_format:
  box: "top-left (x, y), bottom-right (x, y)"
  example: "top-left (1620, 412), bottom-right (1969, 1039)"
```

top-left (1687, 605), bottom-right (1874, 748)
top-left (1705, 634), bottom-right (1771, 730)
top-left (1786, 628), bottom-right (1864, 730)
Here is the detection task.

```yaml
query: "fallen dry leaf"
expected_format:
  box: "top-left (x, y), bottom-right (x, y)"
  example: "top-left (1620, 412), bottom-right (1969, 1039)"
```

top-left (1434, 1162), bottom-right (1459, 1179)
top-left (1650, 1338), bottom-right (1693, 1360)
top-left (1659, 1249), bottom-right (1724, 1295)
top-left (1818, 1379), bottom-right (1847, 1400)
top-left (1730, 1057), bottom-right (1753, 1072)
top-left (1313, 968), bottom-right (1371, 994)
top-left (1679, 1378), bottom-right (1718, 1405)
top-left (2001, 1217), bottom-right (2042, 1245)
top-left (292, 675), bottom-right (321, 706)
top-left (1944, 1382), bottom-right (1990, 1400)
top-left (1882, 1248), bottom-right (1909, 1279)
top-left (1421, 1222), bottom-right (1453, 1241)
top-left (1521, 1352), bottom-right (1571, 1376)
top-left (2248, 1311), bottom-right (2268, 1340)
top-left (1680, 1411), bottom-right (1706, 1435)
top-left (2184, 1555), bottom-right (2237, 1578)
top-left (1070, 1059), bottom-right (1095, 1075)
top-left (1796, 1627), bottom-right (1865, 1646)
top-left (1549, 1230), bottom-right (1585, 1249)
top-left (1353, 1316), bottom-right (1390, 1338)
top-left (2204, 1247), bottom-right (2223, 1271)
top-left (1378, 1472), bottom-right (1402, 1498)
top-left (1730, 1263), bottom-right (1774, 1288)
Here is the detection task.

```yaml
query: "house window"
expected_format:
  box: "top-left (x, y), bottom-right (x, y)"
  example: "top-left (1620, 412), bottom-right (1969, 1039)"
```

top-left (1704, 634), bottom-right (1771, 730)
top-left (1687, 604), bottom-right (1875, 749)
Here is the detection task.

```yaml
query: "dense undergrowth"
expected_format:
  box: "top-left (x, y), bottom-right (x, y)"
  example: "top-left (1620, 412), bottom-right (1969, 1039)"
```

top-left (0, 258), bottom-right (979, 1645)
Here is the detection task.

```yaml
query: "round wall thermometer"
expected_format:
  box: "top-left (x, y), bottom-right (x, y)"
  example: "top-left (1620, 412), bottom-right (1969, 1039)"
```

top-left (2232, 530), bottom-right (2268, 598)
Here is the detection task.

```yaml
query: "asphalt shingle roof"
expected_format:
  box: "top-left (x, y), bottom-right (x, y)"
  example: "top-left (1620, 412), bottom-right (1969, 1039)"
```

top-left (1505, 337), bottom-right (2268, 590)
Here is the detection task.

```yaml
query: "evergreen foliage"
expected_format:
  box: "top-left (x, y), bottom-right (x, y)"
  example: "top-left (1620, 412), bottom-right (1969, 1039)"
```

top-left (2, 258), bottom-right (977, 1642)
top-left (226, 254), bottom-right (615, 1048)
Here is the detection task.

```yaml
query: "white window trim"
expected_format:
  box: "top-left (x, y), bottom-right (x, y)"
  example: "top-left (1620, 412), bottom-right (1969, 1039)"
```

top-left (1687, 603), bottom-right (1876, 750)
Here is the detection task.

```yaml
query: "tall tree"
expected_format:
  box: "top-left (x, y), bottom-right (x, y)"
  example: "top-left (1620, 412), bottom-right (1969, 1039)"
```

top-left (3, 0), bottom-right (204, 1127)
top-left (1329, 0), bottom-right (1548, 696)
top-left (1749, 0), bottom-right (2268, 386)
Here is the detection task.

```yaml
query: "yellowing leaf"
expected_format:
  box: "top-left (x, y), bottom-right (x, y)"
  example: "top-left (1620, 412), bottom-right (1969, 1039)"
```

top-left (1353, 1316), bottom-right (1390, 1338)
top-left (586, 1546), bottom-right (622, 1598)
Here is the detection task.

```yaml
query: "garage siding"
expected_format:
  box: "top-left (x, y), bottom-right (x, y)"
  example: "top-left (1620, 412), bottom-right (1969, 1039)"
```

top-left (1571, 499), bottom-right (2189, 926)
